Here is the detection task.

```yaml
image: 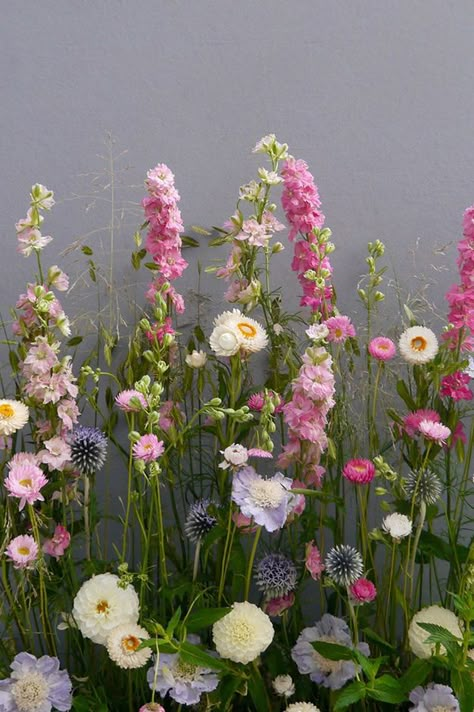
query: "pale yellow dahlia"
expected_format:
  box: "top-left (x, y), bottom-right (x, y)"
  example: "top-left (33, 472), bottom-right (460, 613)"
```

top-left (212, 601), bottom-right (274, 664)
top-left (408, 605), bottom-right (462, 659)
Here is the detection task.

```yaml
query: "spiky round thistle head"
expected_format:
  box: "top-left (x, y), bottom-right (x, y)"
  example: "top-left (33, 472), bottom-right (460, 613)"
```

top-left (70, 426), bottom-right (107, 475)
top-left (324, 545), bottom-right (363, 587)
top-left (255, 553), bottom-right (298, 598)
top-left (184, 499), bottom-right (217, 543)
top-left (404, 469), bottom-right (442, 505)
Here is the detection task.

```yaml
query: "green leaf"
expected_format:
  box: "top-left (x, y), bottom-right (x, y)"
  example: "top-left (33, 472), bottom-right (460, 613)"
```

top-left (185, 607), bottom-right (231, 632)
top-left (311, 641), bottom-right (356, 661)
top-left (451, 668), bottom-right (474, 712)
top-left (67, 335), bottom-right (83, 347)
top-left (362, 627), bottom-right (397, 654)
top-left (399, 658), bottom-right (432, 693)
top-left (418, 531), bottom-right (469, 564)
top-left (194, 325), bottom-right (206, 343)
top-left (417, 622), bottom-right (463, 657)
top-left (179, 641), bottom-right (230, 672)
top-left (166, 606), bottom-right (182, 637)
top-left (396, 379), bottom-right (416, 410)
top-left (248, 663), bottom-right (271, 711)
top-left (367, 674), bottom-right (406, 704)
top-left (333, 680), bottom-right (366, 710)
top-left (144, 262), bottom-right (160, 271)
top-left (182, 235), bottom-right (200, 247)
top-left (81, 245), bottom-right (93, 255)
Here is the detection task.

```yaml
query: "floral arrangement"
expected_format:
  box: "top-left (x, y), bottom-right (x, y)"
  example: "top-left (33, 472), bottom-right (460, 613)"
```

top-left (1, 135), bottom-right (474, 712)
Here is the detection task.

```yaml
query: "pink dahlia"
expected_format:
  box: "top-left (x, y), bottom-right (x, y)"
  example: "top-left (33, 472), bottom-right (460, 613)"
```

top-left (4, 463), bottom-right (48, 510)
top-left (368, 336), bottom-right (396, 361)
top-left (6, 534), bottom-right (38, 569)
top-left (43, 524), bottom-right (71, 559)
top-left (305, 540), bottom-right (325, 580)
top-left (440, 372), bottom-right (473, 401)
top-left (349, 578), bottom-right (377, 604)
top-left (419, 419), bottom-right (451, 445)
top-left (132, 434), bottom-right (164, 463)
top-left (115, 390), bottom-right (148, 412)
top-left (403, 409), bottom-right (441, 438)
top-left (342, 458), bottom-right (375, 485)
top-left (324, 315), bottom-right (356, 343)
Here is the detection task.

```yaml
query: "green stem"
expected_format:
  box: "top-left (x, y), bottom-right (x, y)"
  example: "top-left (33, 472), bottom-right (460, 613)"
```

top-left (244, 526), bottom-right (262, 600)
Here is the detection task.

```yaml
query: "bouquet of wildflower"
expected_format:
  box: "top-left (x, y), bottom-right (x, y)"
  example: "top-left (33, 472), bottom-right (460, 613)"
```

top-left (0, 136), bottom-right (474, 712)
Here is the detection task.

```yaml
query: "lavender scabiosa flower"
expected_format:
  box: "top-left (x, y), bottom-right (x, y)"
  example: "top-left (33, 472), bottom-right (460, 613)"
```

top-left (255, 553), bottom-right (297, 598)
top-left (0, 652), bottom-right (73, 711)
top-left (146, 635), bottom-right (218, 705)
top-left (409, 683), bottom-right (459, 711)
top-left (70, 426), bottom-right (107, 474)
top-left (184, 500), bottom-right (217, 543)
top-left (404, 469), bottom-right (442, 505)
top-left (291, 614), bottom-right (369, 690)
top-left (231, 466), bottom-right (292, 532)
top-left (324, 545), bottom-right (363, 586)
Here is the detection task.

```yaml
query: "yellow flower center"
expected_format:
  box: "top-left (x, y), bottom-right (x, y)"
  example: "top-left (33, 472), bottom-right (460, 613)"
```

top-left (17, 547), bottom-right (31, 556)
top-left (19, 479), bottom-right (32, 488)
top-left (96, 600), bottom-right (110, 615)
top-left (237, 322), bottom-right (257, 338)
top-left (0, 404), bottom-right (14, 418)
top-left (410, 336), bottom-right (427, 352)
top-left (121, 635), bottom-right (140, 653)
top-left (175, 659), bottom-right (198, 681)
top-left (230, 620), bottom-right (252, 644)
top-left (335, 328), bottom-right (343, 338)
top-left (249, 479), bottom-right (285, 508)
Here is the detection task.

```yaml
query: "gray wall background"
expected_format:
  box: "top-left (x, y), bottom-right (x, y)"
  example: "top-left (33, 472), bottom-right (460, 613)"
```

top-left (1, 0), bottom-right (474, 339)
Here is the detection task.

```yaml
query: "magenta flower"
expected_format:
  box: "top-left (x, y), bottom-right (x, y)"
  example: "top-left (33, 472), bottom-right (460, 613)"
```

top-left (403, 409), bottom-right (441, 438)
top-left (419, 419), bottom-right (451, 445)
top-left (281, 157), bottom-right (325, 242)
top-left (443, 205), bottom-right (474, 351)
top-left (368, 336), bottom-right (396, 361)
top-left (342, 459), bottom-right (375, 485)
top-left (324, 315), bottom-right (356, 343)
top-left (132, 434), bottom-right (165, 463)
top-left (305, 541), bottom-right (325, 580)
top-left (43, 524), bottom-right (71, 559)
top-left (6, 534), bottom-right (38, 569)
top-left (4, 463), bottom-right (48, 510)
top-left (115, 389), bottom-right (148, 412)
top-left (440, 371), bottom-right (473, 401)
top-left (349, 578), bottom-right (377, 604)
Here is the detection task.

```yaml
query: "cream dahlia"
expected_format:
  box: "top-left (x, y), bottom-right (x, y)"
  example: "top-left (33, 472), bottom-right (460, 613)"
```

top-left (212, 601), bottom-right (274, 664)
top-left (408, 605), bottom-right (462, 659)
top-left (0, 399), bottom-right (29, 436)
top-left (286, 704), bottom-right (321, 712)
top-left (398, 326), bottom-right (438, 365)
top-left (72, 573), bottom-right (140, 645)
top-left (106, 623), bottom-right (151, 669)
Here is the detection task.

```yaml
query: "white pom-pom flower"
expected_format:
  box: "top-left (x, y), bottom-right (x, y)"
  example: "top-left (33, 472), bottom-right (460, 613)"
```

top-left (212, 601), bottom-right (274, 664)
top-left (72, 573), bottom-right (140, 645)
top-left (0, 399), bottom-right (29, 436)
top-left (272, 674), bottom-right (295, 697)
top-left (286, 703), bottom-right (321, 712)
top-left (382, 513), bottom-right (413, 541)
top-left (408, 605), bottom-right (462, 659)
top-left (106, 623), bottom-right (151, 669)
top-left (398, 326), bottom-right (438, 365)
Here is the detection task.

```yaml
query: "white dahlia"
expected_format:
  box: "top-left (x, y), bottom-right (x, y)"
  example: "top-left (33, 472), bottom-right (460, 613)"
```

top-left (0, 399), bottom-right (29, 436)
top-left (212, 601), bottom-right (274, 664)
top-left (72, 573), bottom-right (140, 645)
top-left (286, 704), bottom-right (321, 712)
top-left (106, 623), bottom-right (151, 669)
top-left (398, 326), bottom-right (438, 365)
top-left (408, 605), bottom-right (462, 659)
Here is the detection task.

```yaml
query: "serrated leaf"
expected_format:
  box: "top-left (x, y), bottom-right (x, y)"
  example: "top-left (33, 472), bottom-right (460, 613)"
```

top-left (368, 674), bottom-right (406, 704)
top-left (334, 680), bottom-right (366, 710)
top-left (417, 622), bottom-right (462, 656)
top-left (399, 658), bottom-right (432, 694)
top-left (451, 667), bottom-right (474, 712)
top-left (166, 606), bottom-right (181, 637)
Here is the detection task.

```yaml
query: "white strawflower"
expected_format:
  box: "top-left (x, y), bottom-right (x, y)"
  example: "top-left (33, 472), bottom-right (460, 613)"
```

top-left (210, 310), bottom-right (268, 356)
top-left (212, 601), bottom-right (274, 664)
top-left (209, 324), bottom-right (240, 357)
top-left (218, 443), bottom-right (248, 470)
top-left (399, 326), bottom-right (438, 365)
top-left (106, 623), bottom-right (152, 669)
top-left (306, 324), bottom-right (329, 342)
top-left (185, 350), bottom-right (207, 368)
top-left (382, 512), bottom-right (412, 541)
top-left (272, 674), bottom-right (295, 697)
top-left (72, 573), bottom-right (140, 645)
top-left (0, 399), bottom-right (29, 436)
top-left (286, 704), bottom-right (321, 712)
top-left (408, 605), bottom-right (462, 659)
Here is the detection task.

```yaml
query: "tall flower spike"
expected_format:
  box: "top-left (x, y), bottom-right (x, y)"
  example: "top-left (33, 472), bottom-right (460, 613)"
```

top-left (70, 426), bottom-right (107, 475)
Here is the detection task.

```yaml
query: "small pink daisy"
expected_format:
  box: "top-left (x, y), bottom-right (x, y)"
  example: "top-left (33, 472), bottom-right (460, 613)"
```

top-left (368, 336), bottom-right (396, 361)
top-left (248, 448), bottom-right (273, 459)
top-left (403, 409), bottom-right (441, 438)
top-left (132, 434), bottom-right (165, 463)
top-left (305, 540), bottom-right (325, 580)
top-left (6, 534), bottom-right (38, 569)
top-left (115, 389), bottom-right (147, 412)
top-left (419, 419), bottom-right (451, 445)
top-left (4, 463), bottom-right (48, 510)
top-left (324, 315), bottom-right (356, 343)
top-left (342, 458), bottom-right (375, 485)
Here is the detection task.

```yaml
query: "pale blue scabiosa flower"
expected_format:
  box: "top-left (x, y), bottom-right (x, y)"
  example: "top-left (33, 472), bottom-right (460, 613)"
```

top-left (409, 683), bottom-right (459, 711)
top-left (255, 553), bottom-right (297, 598)
top-left (0, 652), bottom-right (73, 711)
top-left (291, 614), bottom-right (369, 690)
top-left (146, 635), bottom-right (219, 705)
top-left (70, 426), bottom-right (107, 474)
top-left (324, 545), bottom-right (363, 586)
top-left (231, 466), bottom-right (292, 532)
top-left (184, 499), bottom-right (217, 543)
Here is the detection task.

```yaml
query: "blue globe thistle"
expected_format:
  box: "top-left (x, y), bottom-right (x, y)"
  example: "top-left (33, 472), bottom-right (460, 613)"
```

top-left (404, 469), bottom-right (441, 505)
top-left (184, 500), bottom-right (217, 543)
top-left (325, 545), bottom-right (363, 587)
top-left (70, 426), bottom-right (107, 475)
top-left (255, 553), bottom-right (298, 598)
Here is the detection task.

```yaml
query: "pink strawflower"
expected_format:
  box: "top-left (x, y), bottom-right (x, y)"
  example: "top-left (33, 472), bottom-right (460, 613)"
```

top-left (7, 452), bottom-right (38, 469)
top-left (38, 436), bottom-right (71, 470)
top-left (43, 524), bottom-right (71, 559)
top-left (324, 315), bottom-right (356, 343)
top-left (247, 390), bottom-right (284, 413)
top-left (132, 434), bottom-right (165, 463)
top-left (305, 540), bottom-right (325, 580)
top-left (139, 704), bottom-right (166, 712)
top-left (368, 336), bottom-right (396, 361)
top-left (6, 534), bottom-right (38, 569)
top-left (342, 458), bottom-right (375, 485)
top-left (264, 592), bottom-right (295, 617)
top-left (403, 409), bottom-right (441, 438)
top-left (4, 463), bottom-right (48, 510)
top-left (115, 390), bottom-right (148, 412)
top-left (349, 578), bottom-right (377, 604)
top-left (440, 371), bottom-right (473, 401)
top-left (419, 419), bottom-right (451, 445)
top-left (248, 448), bottom-right (273, 459)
